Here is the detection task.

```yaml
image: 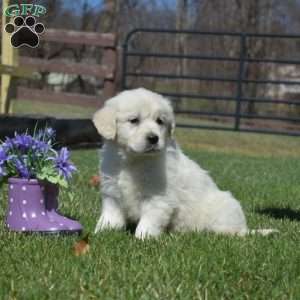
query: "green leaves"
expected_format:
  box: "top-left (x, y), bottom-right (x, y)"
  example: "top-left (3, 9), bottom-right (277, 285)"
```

top-left (37, 164), bottom-right (68, 188)
top-left (58, 177), bottom-right (68, 188)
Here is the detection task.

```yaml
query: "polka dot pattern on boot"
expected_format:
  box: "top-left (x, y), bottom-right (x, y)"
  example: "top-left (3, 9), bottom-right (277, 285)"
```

top-left (22, 186), bottom-right (27, 191)
top-left (31, 212), bottom-right (37, 218)
top-left (10, 185), bottom-right (14, 190)
top-left (10, 198), bottom-right (14, 203)
top-left (22, 200), bottom-right (27, 205)
top-left (22, 212), bottom-right (27, 218)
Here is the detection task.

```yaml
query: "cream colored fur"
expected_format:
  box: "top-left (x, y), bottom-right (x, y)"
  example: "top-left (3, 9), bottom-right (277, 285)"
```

top-left (93, 88), bottom-right (276, 239)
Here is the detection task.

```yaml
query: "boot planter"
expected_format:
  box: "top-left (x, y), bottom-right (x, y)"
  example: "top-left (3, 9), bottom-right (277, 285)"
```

top-left (0, 128), bottom-right (82, 235)
top-left (6, 178), bottom-right (82, 234)
top-left (44, 183), bottom-right (82, 232)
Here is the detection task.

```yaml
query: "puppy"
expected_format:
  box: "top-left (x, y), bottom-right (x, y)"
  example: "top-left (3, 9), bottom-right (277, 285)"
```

top-left (93, 88), bottom-right (274, 239)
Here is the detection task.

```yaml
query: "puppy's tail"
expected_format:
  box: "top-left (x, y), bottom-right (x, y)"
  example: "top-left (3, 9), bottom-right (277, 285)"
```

top-left (246, 229), bottom-right (279, 236)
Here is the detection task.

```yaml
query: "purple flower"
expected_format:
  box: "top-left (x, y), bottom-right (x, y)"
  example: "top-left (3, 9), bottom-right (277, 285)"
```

top-left (13, 134), bottom-right (34, 151)
top-left (12, 157), bottom-right (31, 178)
top-left (2, 137), bottom-right (14, 151)
top-left (0, 146), bottom-right (7, 165)
top-left (0, 147), bottom-right (8, 177)
top-left (54, 147), bottom-right (77, 179)
top-left (32, 140), bottom-right (49, 154)
top-left (45, 128), bottom-right (55, 139)
top-left (36, 127), bottom-right (55, 142)
top-left (0, 147), bottom-right (7, 177)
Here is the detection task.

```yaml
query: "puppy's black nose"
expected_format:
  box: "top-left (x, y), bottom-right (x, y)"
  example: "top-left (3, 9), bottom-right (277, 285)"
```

top-left (147, 133), bottom-right (159, 145)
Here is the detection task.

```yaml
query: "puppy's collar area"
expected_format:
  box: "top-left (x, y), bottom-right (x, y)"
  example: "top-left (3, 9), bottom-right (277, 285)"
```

top-left (119, 148), bottom-right (167, 166)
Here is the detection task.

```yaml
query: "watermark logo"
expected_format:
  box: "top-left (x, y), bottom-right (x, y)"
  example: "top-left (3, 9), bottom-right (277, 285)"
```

top-left (3, 4), bottom-right (46, 48)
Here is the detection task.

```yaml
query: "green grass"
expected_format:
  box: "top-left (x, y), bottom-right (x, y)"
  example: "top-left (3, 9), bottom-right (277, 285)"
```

top-left (0, 129), bottom-right (300, 299)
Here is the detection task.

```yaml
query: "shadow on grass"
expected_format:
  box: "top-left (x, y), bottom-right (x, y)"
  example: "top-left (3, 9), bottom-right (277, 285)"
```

top-left (126, 222), bottom-right (137, 234)
top-left (257, 207), bottom-right (300, 222)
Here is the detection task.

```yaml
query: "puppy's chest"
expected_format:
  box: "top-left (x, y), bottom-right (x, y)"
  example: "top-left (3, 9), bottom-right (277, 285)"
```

top-left (117, 167), bottom-right (166, 220)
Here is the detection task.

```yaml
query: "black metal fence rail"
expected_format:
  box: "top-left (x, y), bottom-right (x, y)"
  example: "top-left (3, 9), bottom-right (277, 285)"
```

top-left (122, 28), bottom-right (300, 137)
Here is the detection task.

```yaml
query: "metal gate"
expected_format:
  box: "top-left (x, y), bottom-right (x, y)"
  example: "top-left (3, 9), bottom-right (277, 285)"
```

top-left (122, 28), bottom-right (300, 136)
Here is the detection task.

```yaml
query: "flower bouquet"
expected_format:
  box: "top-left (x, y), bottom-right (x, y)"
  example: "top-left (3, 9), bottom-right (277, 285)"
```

top-left (0, 128), bottom-right (82, 234)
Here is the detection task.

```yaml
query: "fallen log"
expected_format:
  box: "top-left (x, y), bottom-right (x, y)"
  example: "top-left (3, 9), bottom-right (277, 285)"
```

top-left (0, 115), bottom-right (102, 149)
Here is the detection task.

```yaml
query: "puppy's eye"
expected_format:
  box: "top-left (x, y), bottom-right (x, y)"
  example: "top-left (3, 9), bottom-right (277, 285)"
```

top-left (156, 118), bottom-right (164, 125)
top-left (129, 118), bottom-right (139, 124)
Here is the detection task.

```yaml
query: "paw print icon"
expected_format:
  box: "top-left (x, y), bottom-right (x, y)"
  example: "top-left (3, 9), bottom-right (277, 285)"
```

top-left (5, 16), bottom-right (45, 48)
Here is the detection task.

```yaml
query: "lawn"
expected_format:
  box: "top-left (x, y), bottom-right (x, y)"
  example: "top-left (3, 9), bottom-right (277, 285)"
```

top-left (0, 128), bottom-right (300, 299)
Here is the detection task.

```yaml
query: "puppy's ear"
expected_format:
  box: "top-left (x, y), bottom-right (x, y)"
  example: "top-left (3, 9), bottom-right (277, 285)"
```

top-left (93, 106), bottom-right (116, 140)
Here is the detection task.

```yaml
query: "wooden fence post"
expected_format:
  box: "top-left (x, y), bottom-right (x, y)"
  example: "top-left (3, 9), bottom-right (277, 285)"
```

top-left (1, 0), bottom-right (18, 114)
top-left (102, 47), bottom-right (117, 100)
top-left (102, 0), bottom-right (118, 101)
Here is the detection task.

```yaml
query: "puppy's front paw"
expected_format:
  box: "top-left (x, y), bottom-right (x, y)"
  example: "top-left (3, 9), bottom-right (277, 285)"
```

top-left (135, 224), bottom-right (161, 240)
top-left (94, 214), bottom-right (125, 233)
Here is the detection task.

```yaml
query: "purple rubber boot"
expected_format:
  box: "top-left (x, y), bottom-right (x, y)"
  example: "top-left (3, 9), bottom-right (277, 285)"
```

top-left (44, 183), bottom-right (82, 233)
top-left (6, 178), bottom-right (64, 233)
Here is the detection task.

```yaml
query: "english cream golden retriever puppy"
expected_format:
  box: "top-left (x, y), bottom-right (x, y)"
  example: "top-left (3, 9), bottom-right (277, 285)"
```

top-left (93, 88), bottom-right (274, 239)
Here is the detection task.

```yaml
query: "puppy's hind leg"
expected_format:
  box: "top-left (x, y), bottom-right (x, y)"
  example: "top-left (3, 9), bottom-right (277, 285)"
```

top-left (95, 197), bottom-right (125, 233)
top-left (246, 229), bottom-right (280, 236)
